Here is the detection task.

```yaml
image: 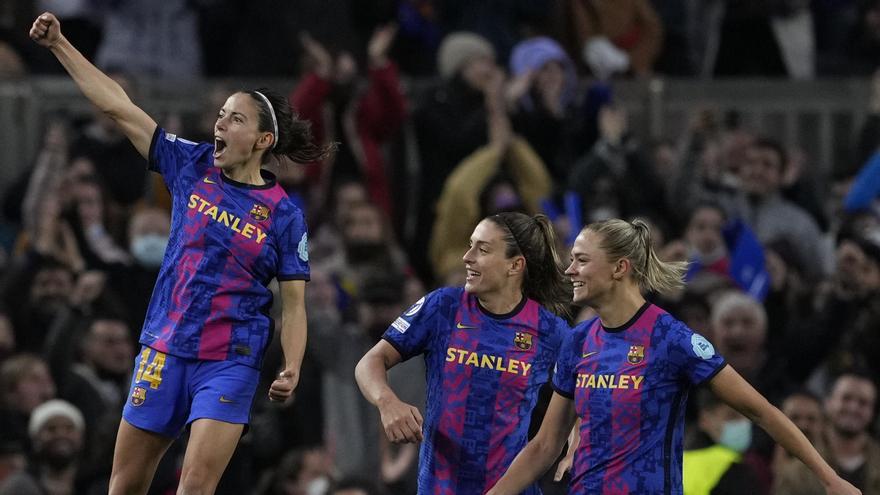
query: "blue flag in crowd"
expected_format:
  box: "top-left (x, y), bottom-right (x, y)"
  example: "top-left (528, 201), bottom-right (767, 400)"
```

top-left (723, 219), bottom-right (769, 301)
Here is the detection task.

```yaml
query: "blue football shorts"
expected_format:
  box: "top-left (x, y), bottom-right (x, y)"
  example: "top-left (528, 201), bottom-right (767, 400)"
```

top-left (122, 345), bottom-right (260, 437)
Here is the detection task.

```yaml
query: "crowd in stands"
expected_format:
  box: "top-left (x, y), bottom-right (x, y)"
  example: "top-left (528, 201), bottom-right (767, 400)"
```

top-left (1, 1), bottom-right (880, 494)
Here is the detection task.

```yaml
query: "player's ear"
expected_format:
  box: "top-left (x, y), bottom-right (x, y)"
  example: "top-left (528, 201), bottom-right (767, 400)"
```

top-left (612, 258), bottom-right (630, 281)
top-left (509, 255), bottom-right (525, 276)
top-left (255, 132), bottom-right (274, 151)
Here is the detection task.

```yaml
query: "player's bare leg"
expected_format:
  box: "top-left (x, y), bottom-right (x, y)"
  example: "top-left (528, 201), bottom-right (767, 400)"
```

top-left (109, 418), bottom-right (175, 495)
top-left (176, 418), bottom-right (244, 495)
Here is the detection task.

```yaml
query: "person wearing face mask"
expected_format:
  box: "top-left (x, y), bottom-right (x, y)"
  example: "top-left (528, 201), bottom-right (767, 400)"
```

top-left (103, 207), bottom-right (171, 337)
top-left (682, 390), bottom-right (764, 495)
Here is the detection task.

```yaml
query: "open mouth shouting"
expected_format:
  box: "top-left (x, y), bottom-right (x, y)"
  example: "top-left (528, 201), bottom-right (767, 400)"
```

top-left (213, 136), bottom-right (227, 160)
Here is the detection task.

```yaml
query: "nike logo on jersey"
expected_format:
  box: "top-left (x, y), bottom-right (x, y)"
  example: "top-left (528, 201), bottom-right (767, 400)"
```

top-left (219, 396), bottom-right (235, 403)
top-left (203, 177), bottom-right (217, 184)
top-left (582, 351), bottom-right (599, 359)
top-left (456, 322), bottom-right (477, 329)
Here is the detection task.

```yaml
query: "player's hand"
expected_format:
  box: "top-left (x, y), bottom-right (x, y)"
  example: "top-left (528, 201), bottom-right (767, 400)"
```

top-left (823, 476), bottom-right (861, 495)
top-left (368, 23), bottom-right (397, 67)
top-left (299, 32), bottom-right (333, 79)
top-left (378, 396), bottom-right (423, 444)
top-left (268, 368), bottom-right (299, 403)
top-left (30, 13), bottom-right (62, 49)
top-left (553, 452), bottom-right (574, 481)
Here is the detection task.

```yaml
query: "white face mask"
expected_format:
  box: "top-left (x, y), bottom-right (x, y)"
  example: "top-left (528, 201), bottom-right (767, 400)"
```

top-left (130, 234), bottom-right (169, 268)
top-left (719, 419), bottom-right (752, 453)
top-left (305, 476), bottom-right (329, 495)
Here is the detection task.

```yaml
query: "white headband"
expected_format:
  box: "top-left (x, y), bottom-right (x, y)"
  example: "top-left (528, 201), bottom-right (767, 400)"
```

top-left (253, 91), bottom-right (278, 150)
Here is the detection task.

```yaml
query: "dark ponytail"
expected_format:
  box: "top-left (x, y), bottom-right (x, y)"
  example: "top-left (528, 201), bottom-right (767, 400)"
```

top-left (489, 212), bottom-right (573, 319)
top-left (247, 88), bottom-right (337, 165)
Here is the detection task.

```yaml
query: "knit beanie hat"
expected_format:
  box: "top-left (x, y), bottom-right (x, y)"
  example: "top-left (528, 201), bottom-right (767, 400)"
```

top-left (437, 32), bottom-right (495, 79)
top-left (509, 36), bottom-right (577, 110)
top-left (28, 400), bottom-right (85, 438)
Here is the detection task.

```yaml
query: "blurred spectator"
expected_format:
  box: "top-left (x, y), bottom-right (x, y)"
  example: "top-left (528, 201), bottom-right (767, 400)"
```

top-left (2, 257), bottom-right (74, 352)
top-left (0, 399), bottom-right (84, 495)
top-left (775, 372), bottom-right (880, 494)
top-left (106, 206), bottom-right (169, 334)
top-left (429, 70), bottom-right (553, 281)
top-left (68, 73), bottom-right (149, 208)
top-left (506, 36), bottom-right (587, 184)
top-left (94, 0), bottom-right (203, 79)
top-left (682, 390), bottom-right (765, 495)
top-left (44, 313), bottom-right (133, 488)
top-left (804, 228), bottom-right (880, 392)
top-left (409, 31), bottom-right (497, 283)
top-left (567, 105), bottom-right (670, 224)
top-left (559, 0), bottom-right (663, 78)
top-left (772, 389), bottom-right (826, 495)
top-left (291, 25), bottom-right (407, 219)
top-left (0, 354), bottom-right (55, 451)
top-left (307, 267), bottom-right (408, 482)
top-left (710, 291), bottom-right (791, 402)
top-left (734, 137), bottom-right (826, 279)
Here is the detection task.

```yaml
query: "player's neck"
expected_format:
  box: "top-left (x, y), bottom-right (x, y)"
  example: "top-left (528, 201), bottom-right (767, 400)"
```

top-left (222, 161), bottom-right (265, 186)
top-left (595, 288), bottom-right (645, 328)
top-left (477, 287), bottom-right (524, 316)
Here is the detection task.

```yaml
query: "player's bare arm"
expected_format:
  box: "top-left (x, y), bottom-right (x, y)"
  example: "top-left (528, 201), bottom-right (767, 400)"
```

top-left (30, 12), bottom-right (156, 158)
top-left (710, 365), bottom-right (861, 495)
top-left (269, 279), bottom-right (307, 402)
top-left (355, 340), bottom-right (424, 444)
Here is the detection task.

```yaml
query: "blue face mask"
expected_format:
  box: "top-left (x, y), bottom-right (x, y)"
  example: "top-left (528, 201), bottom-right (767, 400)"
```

top-left (719, 419), bottom-right (752, 453)
top-left (131, 234), bottom-right (168, 268)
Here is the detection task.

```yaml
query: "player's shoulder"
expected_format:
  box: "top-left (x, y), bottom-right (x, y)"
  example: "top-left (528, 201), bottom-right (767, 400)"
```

top-left (567, 316), bottom-right (599, 342)
top-left (402, 287), bottom-right (462, 319)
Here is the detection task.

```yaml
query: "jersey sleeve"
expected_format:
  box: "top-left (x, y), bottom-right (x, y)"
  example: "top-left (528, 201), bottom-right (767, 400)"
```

top-left (552, 321), bottom-right (588, 398)
top-left (665, 317), bottom-right (726, 385)
top-left (276, 205), bottom-right (310, 281)
top-left (148, 127), bottom-right (213, 191)
top-left (382, 289), bottom-right (445, 361)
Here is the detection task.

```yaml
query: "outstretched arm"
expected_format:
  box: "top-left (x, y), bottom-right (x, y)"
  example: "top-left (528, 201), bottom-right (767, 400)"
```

top-left (710, 365), bottom-right (861, 495)
top-left (30, 12), bottom-right (156, 158)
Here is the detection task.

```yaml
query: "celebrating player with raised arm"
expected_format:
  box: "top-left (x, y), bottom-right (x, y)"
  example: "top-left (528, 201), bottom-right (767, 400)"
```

top-left (487, 219), bottom-right (860, 495)
top-left (30, 12), bottom-right (333, 495)
top-left (356, 212), bottom-right (572, 494)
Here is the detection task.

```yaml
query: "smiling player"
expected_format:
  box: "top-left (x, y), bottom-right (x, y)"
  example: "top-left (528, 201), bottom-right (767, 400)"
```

top-left (487, 219), bottom-right (860, 495)
top-left (355, 212), bottom-right (571, 494)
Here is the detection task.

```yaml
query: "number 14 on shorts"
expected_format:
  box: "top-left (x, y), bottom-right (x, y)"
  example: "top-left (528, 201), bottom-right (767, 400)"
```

top-left (135, 348), bottom-right (166, 389)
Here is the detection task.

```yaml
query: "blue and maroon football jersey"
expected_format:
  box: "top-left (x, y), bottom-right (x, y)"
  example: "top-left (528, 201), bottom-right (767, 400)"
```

top-left (383, 287), bottom-right (569, 495)
top-left (140, 128), bottom-right (309, 369)
top-left (553, 303), bottom-right (726, 495)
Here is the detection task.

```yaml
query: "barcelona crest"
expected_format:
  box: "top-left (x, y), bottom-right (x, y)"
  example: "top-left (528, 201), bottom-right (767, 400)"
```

top-left (514, 332), bottom-right (533, 351)
top-left (250, 203), bottom-right (270, 221)
top-left (130, 386), bottom-right (146, 406)
top-left (627, 345), bottom-right (645, 365)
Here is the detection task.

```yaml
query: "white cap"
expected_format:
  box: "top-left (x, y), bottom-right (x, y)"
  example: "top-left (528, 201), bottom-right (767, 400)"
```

top-left (28, 400), bottom-right (85, 438)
